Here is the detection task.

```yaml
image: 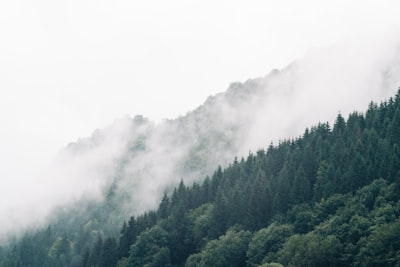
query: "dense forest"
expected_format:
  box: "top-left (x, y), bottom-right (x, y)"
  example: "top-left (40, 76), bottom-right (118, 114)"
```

top-left (1, 89), bottom-right (400, 267)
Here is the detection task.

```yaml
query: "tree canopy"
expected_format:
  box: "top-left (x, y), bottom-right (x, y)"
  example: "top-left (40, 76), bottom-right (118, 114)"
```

top-left (2, 89), bottom-right (400, 267)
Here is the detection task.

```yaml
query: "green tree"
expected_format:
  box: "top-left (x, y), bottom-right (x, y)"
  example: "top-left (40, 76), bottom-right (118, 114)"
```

top-left (128, 225), bottom-right (170, 267)
top-left (185, 229), bottom-right (252, 267)
top-left (246, 223), bottom-right (293, 267)
top-left (292, 165), bottom-right (311, 204)
top-left (100, 237), bottom-right (118, 267)
top-left (278, 232), bottom-right (343, 267)
top-left (356, 220), bottom-right (400, 266)
top-left (313, 160), bottom-right (333, 200)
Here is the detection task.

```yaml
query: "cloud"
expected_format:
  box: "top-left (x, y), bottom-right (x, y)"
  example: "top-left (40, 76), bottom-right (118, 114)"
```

top-left (1, 28), bottom-right (400, 240)
top-left (241, 31), bottom-right (400, 152)
top-left (62, 31), bottom-right (400, 224)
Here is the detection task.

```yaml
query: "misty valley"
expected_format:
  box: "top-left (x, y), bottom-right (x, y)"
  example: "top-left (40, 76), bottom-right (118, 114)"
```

top-left (1, 48), bottom-right (400, 266)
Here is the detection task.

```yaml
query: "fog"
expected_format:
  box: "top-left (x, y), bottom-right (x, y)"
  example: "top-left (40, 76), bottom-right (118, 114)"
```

top-left (1, 1), bottom-right (400, 239)
top-left (3, 32), bottom-right (399, 240)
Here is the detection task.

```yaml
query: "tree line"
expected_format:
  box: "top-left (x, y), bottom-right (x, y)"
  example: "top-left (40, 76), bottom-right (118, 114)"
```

top-left (1, 90), bottom-right (400, 266)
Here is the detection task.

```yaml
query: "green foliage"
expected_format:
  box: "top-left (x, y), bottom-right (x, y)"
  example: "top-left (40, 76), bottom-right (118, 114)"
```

top-left (278, 232), bottom-right (344, 267)
top-left (186, 203), bottom-right (214, 248)
top-left (127, 225), bottom-right (171, 267)
top-left (185, 229), bottom-right (252, 267)
top-left (246, 223), bottom-right (293, 266)
top-left (356, 220), bottom-right (400, 266)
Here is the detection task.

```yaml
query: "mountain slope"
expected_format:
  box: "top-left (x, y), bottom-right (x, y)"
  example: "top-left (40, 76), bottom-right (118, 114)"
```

top-left (3, 89), bottom-right (400, 267)
top-left (54, 39), bottom-right (400, 222)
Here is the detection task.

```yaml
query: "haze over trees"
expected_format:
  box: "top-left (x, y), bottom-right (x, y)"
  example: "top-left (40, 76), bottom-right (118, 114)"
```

top-left (2, 35), bottom-right (400, 238)
top-left (1, 85), bottom-right (400, 266)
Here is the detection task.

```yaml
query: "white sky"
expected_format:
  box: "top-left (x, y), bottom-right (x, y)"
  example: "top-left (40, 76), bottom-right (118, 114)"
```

top-left (0, 0), bottom-right (400, 195)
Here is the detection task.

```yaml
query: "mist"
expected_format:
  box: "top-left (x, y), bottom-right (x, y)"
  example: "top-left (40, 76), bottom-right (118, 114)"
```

top-left (2, 1), bottom-right (400, 240)
top-left (1, 31), bottom-right (399, 240)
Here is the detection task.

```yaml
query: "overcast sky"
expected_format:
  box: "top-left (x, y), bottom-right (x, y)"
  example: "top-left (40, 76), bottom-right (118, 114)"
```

top-left (1, 0), bottom-right (400, 214)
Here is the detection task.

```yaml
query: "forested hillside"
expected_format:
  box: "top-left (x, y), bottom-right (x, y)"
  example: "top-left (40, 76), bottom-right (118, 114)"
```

top-left (2, 89), bottom-right (400, 267)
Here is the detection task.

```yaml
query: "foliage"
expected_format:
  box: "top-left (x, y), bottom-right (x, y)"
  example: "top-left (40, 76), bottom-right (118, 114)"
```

top-left (185, 229), bottom-right (252, 267)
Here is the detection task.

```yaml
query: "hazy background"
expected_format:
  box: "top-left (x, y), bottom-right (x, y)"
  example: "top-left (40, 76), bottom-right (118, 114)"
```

top-left (1, 0), bottom-right (400, 236)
